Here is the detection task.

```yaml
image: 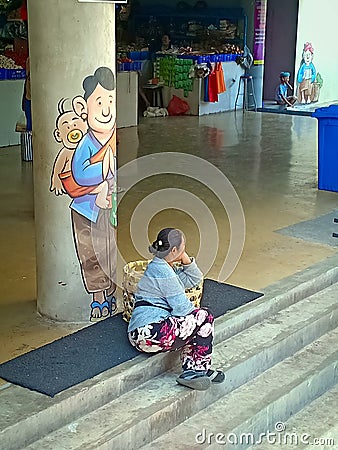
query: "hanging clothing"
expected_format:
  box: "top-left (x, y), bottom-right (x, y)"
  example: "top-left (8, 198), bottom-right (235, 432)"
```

top-left (216, 62), bottom-right (226, 94)
top-left (20, 0), bottom-right (28, 21)
top-left (208, 64), bottom-right (219, 103)
top-left (204, 74), bottom-right (209, 102)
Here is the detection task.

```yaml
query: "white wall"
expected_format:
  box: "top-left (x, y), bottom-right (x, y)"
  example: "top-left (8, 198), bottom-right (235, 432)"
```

top-left (296, 0), bottom-right (338, 103)
top-left (0, 80), bottom-right (24, 147)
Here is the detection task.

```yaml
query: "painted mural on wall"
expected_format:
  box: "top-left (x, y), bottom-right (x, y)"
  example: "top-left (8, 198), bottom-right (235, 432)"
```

top-left (50, 66), bottom-right (118, 322)
top-left (296, 42), bottom-right (323, 104)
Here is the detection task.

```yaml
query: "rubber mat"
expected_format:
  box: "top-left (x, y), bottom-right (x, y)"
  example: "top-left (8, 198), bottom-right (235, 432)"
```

top-left (0, 279), bottom-right (263, 397)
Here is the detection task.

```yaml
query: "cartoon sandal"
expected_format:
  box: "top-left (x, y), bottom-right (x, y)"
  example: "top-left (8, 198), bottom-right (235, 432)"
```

top-left (90, 300), bottom-right (110, 322)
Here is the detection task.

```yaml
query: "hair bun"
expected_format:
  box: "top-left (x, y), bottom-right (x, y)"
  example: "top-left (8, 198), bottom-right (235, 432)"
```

top-left (152, 240), bottom-right (159, 250)
top-left (149, 228), bottom-right (183, 258)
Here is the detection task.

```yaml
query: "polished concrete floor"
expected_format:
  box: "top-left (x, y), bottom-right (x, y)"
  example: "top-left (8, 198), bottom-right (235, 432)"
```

top-left (1, 111), bottom-right (338, 382)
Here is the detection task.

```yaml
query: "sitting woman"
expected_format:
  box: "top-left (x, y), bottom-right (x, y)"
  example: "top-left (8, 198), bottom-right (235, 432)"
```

top-left (128, 227), bottom-right (225, 391)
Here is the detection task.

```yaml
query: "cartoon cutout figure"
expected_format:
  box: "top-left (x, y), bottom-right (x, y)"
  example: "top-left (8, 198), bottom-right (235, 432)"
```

top-left (297, 42), bottom-right (316, 104)
top-left (50, 99), bottom-right (112, 209)
top-left (51, 67), bottom-right (118, 322)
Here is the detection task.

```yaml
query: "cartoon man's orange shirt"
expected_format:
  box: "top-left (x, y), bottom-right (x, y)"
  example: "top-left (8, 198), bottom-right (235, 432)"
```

top-left (59, 126), bottom-right (116, 200)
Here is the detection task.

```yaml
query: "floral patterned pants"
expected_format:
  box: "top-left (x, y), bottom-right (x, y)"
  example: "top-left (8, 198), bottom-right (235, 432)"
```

top-left (128, 308), bottom-right (214, 372)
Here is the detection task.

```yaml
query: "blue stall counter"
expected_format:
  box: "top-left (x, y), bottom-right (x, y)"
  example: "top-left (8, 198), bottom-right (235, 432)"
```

top-left (312, 104), bottom-right (338, 192)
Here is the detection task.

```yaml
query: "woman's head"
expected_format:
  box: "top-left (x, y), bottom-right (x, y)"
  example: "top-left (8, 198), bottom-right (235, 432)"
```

top-left (149, 228), bottom-right (185, 260)
top-left (161, 34), bottom-right (171, 50)
top-left (162, 34), bottom-right (171, 45)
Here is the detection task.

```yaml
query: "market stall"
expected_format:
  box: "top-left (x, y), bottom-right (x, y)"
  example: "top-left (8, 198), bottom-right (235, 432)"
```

top-left (153, 53), bottom-right (244, 115)
top-left (0, 0), bottom-right (28, 146)
top-left (116, 4), bottom-right (247, 116)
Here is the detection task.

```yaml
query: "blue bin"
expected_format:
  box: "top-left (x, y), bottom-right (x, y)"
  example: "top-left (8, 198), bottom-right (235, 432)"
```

top-left (312, 104), bottom-right (338, 192)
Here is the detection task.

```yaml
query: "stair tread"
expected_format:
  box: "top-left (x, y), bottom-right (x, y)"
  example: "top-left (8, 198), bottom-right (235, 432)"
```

top-left (1, 278), bottom-right (337, 426)
top-left (140, 328), bottom-right (338, 449)
top-left (2, 281), bottom-right (338, 449)
top-left (25, 325), bottom-right (338, 450)
top-left (212, 283), bottom-right (338, 369)
top-left (249, 384), bottom-right (338, 449)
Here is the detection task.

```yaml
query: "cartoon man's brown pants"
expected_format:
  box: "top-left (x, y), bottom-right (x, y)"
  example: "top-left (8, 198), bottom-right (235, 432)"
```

top-left (71, 209), bottom-right (116, 294)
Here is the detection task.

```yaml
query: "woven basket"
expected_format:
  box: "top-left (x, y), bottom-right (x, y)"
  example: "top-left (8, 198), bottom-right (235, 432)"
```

top-left (122, 259), bottom-right (204, 322)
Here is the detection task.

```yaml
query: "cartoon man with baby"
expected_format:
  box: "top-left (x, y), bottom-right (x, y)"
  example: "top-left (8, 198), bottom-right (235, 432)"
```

top-left (51, 67), bottom-right (117, 321)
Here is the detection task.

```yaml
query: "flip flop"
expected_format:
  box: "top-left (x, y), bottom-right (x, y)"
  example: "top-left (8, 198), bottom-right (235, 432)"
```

top-left (90, 300), bottom-right (110, 322)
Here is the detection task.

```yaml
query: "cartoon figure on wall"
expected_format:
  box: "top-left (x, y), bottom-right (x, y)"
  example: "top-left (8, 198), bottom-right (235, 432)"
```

top-left (51, 98), bottom-right (114, 209)
top-left (50, 67), bottom-right (118, 322)
top-left (297, 42), bottom-right (323, 104)
top-left (50, 99), bottom-right (88, 195)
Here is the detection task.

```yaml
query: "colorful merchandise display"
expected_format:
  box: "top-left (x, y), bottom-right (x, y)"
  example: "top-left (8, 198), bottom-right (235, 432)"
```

top-left (155, 56), bottom-right (194, 96)
top-left (155, 54), bottom-right (231, 102)
top-left (0, 1), bottom-right (28, 79)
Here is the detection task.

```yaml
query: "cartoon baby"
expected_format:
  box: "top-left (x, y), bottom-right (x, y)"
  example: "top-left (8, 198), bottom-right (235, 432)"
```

top-left (50, 99), bottom-right (112, 209)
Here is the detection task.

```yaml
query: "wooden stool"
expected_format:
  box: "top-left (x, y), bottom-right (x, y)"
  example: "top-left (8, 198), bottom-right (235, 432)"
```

top-left (143, 85), bottom-right (164, 108)
top-left (235, 75), bottom-right (257, 112)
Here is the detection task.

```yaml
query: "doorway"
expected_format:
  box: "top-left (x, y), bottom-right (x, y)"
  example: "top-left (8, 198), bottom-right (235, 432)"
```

top-left (263, 0), bottom-right (299, 102)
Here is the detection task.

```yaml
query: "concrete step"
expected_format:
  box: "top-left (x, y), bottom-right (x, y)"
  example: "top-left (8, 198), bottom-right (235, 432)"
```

top-left (140, 328), bottom-right (338, 450)
top-left (18, 283), bottom-right (338, 449)
top-left (248, 384), bottom-right (338, 449)
top-left (213, 262), bottom-right (338, 347)
top-left (0, 351), bottom-right (178, 450)
top-left (1, 258), bottom-right (338, 449)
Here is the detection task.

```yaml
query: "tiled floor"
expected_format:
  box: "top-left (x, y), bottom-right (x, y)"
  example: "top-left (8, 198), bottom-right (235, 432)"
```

top-left (1, 110), bottom-right (338, 379)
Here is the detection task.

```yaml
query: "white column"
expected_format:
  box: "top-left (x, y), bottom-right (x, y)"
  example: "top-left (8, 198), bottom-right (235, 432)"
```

top-left (28, 0), bottom-right (116, 321)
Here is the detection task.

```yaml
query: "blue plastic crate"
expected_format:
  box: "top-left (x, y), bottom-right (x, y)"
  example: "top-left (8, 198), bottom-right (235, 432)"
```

top-left (118, 62), bottom-right (132, 71)
top-left (139, 51), bottom-right (149, 60)
top-left (131, 61), bottom-right (142, 71)
top-left (0, 68), bottom-right (7, 80)
top-left (7, 69), bottom-right (26, 80)
top-left (128, 51), bottom-right (141, 61)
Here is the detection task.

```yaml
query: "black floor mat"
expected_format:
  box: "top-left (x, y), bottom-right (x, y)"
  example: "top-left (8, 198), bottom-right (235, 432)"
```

top-left (0, 279), bottom-right (263, 397)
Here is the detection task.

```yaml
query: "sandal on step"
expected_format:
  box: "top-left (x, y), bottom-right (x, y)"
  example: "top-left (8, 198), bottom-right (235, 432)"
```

top-left (90, 300), bottom-right (110, 322)
top-left (176, 370), bottom-right (211, 391)
top-left (206, 369), bottom-right (226, 383)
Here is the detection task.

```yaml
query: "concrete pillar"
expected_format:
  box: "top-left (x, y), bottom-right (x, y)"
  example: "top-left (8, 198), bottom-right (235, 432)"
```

top-left (28, 0), bottom-right (116, 322)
